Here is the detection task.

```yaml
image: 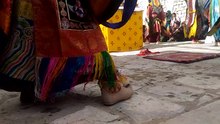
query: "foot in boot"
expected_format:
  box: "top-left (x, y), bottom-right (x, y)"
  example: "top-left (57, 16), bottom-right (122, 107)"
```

top-left (101, 83), bottom-right (133, 106)
top-left (20, 92), bottom-right (35, 104)
top-left (20, 83), bottom-right (35, 104)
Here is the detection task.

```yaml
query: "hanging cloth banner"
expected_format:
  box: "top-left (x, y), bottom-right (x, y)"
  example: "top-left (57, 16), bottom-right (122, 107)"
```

top-left (32, 0), bottom-right (107, 57)
top-left (32, 0), bottom-right (137, 57)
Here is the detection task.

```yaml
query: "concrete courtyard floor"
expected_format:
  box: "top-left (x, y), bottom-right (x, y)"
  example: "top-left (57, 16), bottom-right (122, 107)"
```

top-left (0, 41), bottom-right (220, 124)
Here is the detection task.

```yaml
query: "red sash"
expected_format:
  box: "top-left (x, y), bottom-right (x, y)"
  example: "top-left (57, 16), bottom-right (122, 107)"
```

top-left (0, 0), bottom-right (12, 34)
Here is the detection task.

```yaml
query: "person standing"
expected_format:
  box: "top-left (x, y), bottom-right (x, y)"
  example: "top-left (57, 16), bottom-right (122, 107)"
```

top-left (0, 0), bottom-right (133, 105)
top-left (185, 0), bottom-right (209, 43)
top-left (208, 0), bottom-right (220, 46)
top-left (144, 0), bottom-right (165, 44)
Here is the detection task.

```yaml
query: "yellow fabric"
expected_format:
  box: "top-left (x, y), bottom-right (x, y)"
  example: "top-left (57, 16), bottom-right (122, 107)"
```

top-left (188, 15), bottom-right (197, 38)
top-left (94, 53), bottom-right (103, 80)
top-left (188, 10), bottom-right (196, 14)
top-left (100, 10), bottom-right (143, 52)
top-left (183, 25), bottom-right (187, 38)
top-left (18, 0), bottom-right (33, 19)
top-left (153, 0), bottom-right (160, 7)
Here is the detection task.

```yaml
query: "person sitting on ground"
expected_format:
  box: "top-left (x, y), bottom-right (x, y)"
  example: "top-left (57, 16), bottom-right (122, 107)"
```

top-left (168, 21), bottom-right (188, 42)
top-left (170, 13), bottom-right (180, 30)
top-left (165, 10), bottom-right (172, 34)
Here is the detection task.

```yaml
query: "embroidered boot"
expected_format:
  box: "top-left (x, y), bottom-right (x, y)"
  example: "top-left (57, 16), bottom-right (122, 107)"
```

top-left (101, 83), bottom-right (133, 106)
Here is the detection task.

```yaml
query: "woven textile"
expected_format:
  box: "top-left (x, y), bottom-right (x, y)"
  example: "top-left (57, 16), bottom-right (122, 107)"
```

top-left (144, 52), bottom-right (220, 64)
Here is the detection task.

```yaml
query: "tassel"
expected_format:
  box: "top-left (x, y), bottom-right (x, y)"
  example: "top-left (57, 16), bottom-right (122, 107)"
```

top-left (101, 51), bottom-right (116, 88)
top-left (93, 52), bottom-right (104, 80)
top-left (98, 52), bottom-right (104, 78)
top-left (93, 53), bottom-right (100, 80)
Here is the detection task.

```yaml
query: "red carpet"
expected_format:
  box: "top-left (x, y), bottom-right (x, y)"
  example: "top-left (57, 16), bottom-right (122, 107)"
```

top-left (143, 52), bottom-right (220, 63)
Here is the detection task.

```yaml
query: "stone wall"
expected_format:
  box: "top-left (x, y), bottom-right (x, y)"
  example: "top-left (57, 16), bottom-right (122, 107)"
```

top-left (160, 0), bottom-right (187, 22)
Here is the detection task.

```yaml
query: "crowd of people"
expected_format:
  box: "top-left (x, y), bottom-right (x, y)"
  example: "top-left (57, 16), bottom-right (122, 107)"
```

top-left (143, 0), bottom-right (185, 44)
top-left (143, 0), bottom-right (211, 44)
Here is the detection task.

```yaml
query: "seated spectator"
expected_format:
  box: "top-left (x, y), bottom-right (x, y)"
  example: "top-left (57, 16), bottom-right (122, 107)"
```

top-left (168, 22), bottom-right (188, 42)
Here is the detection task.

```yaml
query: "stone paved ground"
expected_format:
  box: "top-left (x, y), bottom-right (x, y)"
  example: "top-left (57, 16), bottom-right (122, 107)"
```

top-left (0, 41), bottom-right (220, 124)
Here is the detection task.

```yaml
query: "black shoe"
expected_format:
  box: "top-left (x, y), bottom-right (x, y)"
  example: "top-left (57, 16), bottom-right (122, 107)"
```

top-left (20, 82), bottom-right (35, 104)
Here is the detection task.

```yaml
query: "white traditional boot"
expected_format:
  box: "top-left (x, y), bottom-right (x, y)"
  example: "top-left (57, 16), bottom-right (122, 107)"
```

top-left (101, 83), bottom-right (133, 106)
